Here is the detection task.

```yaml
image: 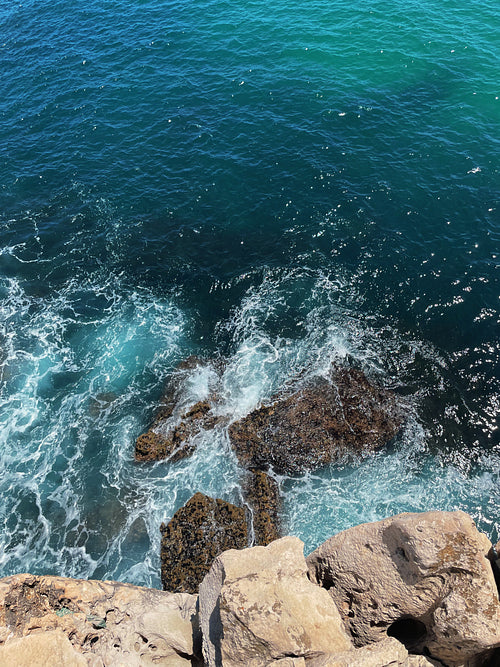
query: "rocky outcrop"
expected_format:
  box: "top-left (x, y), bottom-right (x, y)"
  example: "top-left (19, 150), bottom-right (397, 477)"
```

top-left (135, 357), bottom-right (223, 463)
top-left (0, 574), bottom-right (201, 666)
top-left (199, 536), bottom-right (353, 667)
top-left (135, 400), bottom-right (217, 462)
top-left (160, 492), bottom-right (248, 594)
top-left (0, 630), bottom-right (87, 667)
top-left (161, 486), bottom-right (279, 595)
top-left (307, 510), bottom-right (500, 667)
top-left (228, 367), bottom-right (401, 475)
top-left (137, 362), bottom-right (402, 556)
top-left (1, 510), bottom-right (500, 667)
top-left (243, 469), bottom-right (281, 545)
top-left (306, 637), bottom-right (444, 666)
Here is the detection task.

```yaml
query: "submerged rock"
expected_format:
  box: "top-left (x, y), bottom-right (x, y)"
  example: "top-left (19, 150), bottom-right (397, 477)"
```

top-left (160, 492), bottom-right (248, 594)
top-left (228, 367), bottom-right (401, 475)
top-left (307, 510), bottom-right (500, 667)
top-left (135, 400), bottom-right (215, 462)
top-left (199, 536), bottom-right (353, 667)
top-left (243, 469), bottom-right (281, 545)
top-left (135, 356), bottom-right (224, 463)
top-left (0, 573), bottom-right (201, 666)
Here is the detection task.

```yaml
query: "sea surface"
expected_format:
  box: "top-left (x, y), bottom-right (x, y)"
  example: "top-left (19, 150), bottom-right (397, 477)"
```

top-left (0, 0), bottom-right (498, 587)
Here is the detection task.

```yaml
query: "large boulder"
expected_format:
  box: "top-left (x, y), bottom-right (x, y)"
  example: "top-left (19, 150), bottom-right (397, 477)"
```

top-left (199, 535), bottom-right (353, 667)
top-left (306, 637), bottom-right (443, 666)
top-left (228, 368), bottom-right (401, 475)
top-left (0, 630), bottom-right (87, 667)
top-left (307, 510), bottom-right (500, 667)
top-left (161, 492), bottom-right (248, 594)
top-left (0, 574), bottom-right (201, 666)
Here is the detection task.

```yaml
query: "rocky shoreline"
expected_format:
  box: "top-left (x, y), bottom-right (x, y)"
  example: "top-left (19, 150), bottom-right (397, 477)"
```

top-left (1, 510), bottom-right (500, 666)
top-left (1, 362), bottom-right (499, 665)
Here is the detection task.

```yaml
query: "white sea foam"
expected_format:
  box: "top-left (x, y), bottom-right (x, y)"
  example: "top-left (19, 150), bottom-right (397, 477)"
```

top-left (0, 271), bottom-right (185, 583)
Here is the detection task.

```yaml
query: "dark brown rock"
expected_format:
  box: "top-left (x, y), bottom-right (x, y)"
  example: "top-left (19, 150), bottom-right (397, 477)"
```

top-left (243, 470), bottom-right (281, 546)
top-left (228, 367), bottom-right (401, 475)
top-left (134, 353), bottom-right (225, 462)
top-left (160, 492), bottom-right (248, 594)
top-left (135, 400), bottom-right (214, 463)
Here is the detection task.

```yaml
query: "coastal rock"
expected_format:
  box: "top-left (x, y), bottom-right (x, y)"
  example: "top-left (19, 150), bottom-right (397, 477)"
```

top-left (0, 573), bottom-right (201, 666)
top-left (243, 469), bottom-right (281, 545)
top-left (161, 492), bottom-right (248, 594)
top-left (0, 630), bottom-right (87, 667)
top-left (135, 400), bottom-right (212, 462)
top-left (489, 539), bottom-right (500, 591)
top-left (135, 356), bottom-right (223, 462)
top-left (307, 510), bottom-right (500, 667)
top-left (199, 535), bottom-right (353, 667)
top-left (228, 367), bottom-right (401, 475)
top-left (306, 636), bottom-right (444, 666)
top-left (407, 657), bottom-right (445, 667)
top-left (306, 636), bottom-right (408, 666)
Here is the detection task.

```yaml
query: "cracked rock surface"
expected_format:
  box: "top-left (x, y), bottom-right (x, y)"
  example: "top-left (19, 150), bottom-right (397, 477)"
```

top-left (0, 573), bottom-right (201, 666)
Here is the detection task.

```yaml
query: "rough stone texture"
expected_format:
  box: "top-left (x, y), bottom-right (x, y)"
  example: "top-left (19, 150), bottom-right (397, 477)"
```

top-left (489, 539), bottom-right (500, 592)
top-left (161, 492), bottom-right (248, 594)
top-left (0, 573), bottom-right (201, 666)
top-left (135, 356), bottom-right (225, 462)
top-left (228, 367), bottom-right (401, 475)
top-left (306, 637), bottom-right (408, 666)
top-left (305, 637), bottom-right (444, 666)
top-left (407, 657), bottom-right (444, 667)
top-left (0, 629), bottom-right (87, 667)
top-left (199, 535), bottom-right (352, 667)
top-left (135, 400), bottom-right (212, 462)
top-left (243, 469), bottom-right (281, 545)
top-left (307, 510), bottom-right (500, 667)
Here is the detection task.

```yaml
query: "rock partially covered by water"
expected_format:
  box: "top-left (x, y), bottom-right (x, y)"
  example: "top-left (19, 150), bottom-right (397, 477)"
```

top-left (161, 492), bottom-right (248, 594)
top-left (135, 356), bottom-right (223, 463)
top-left (0, 573), bottom-right (201, 666)
top-left (307, 510), bottom-right (500, 667)
top-left (135, 399), bottom-right (214, 462)
top-left (199, 536), bottom-right (353, 667)
top-left (243, 469), bottom-right (281, 546)
top-left (228, 367), bottom-right (402, 475)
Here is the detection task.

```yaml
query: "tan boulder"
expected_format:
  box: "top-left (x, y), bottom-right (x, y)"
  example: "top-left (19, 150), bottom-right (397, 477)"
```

top-left (305, 636), bottom-right (445, 666)
top-left (307, 510), bottom-right (500, 667)
top-left (306, 636), bottom-right (408, 666)
top-left (0, 574), bottom-right (201, 666)
top-left (0, 629), bottom-right (87, 667)
top-left (407, 657), bottom-right (444, 666)
top-left (199, 535), bottom-right (352, 667)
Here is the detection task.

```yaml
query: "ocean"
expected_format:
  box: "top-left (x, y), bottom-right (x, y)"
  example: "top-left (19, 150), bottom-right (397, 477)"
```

top-left (0, 0), bottom-right (498, 587)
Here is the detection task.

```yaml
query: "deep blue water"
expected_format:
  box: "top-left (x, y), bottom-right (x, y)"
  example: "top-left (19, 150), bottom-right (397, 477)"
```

top-left (0, 0), bottom-right (498, 587)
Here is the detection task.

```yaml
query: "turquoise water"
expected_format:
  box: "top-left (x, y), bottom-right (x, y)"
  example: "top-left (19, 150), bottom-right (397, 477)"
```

top-left (0, 0), bottom-right (498, 587)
